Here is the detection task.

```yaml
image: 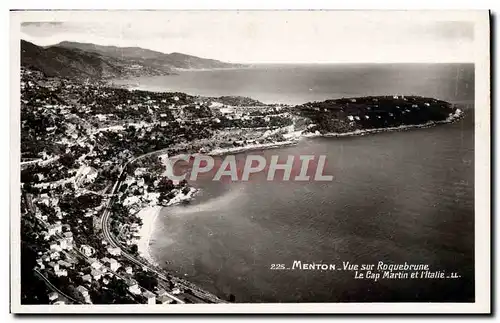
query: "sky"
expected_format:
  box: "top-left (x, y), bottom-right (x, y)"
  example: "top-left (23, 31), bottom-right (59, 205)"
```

top-left (19, 11), bottom-right (476, 64)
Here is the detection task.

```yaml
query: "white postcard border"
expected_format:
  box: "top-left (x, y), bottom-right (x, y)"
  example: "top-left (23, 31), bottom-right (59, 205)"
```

top-left (9, 9), bottom-right (491, 314)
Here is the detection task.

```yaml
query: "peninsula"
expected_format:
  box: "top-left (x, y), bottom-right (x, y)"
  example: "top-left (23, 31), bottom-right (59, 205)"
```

top-left (20, 60), bottom-right (463, 305)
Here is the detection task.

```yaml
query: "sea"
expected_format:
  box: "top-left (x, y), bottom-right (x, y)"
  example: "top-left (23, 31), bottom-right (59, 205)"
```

top-left (119, 63), bottom-right (475, 302)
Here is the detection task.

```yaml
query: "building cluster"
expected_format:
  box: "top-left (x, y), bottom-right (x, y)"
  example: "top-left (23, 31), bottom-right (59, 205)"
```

top-left (21, 67), bottom-right (243, 305)
top-left (21, 64), bottom-right (460, 305)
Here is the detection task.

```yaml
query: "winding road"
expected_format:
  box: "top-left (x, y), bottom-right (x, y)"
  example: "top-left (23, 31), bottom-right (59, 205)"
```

top-left (99, 148), bottom-right (188, 304)
top-left (34, 269), bottom-right (83, 304)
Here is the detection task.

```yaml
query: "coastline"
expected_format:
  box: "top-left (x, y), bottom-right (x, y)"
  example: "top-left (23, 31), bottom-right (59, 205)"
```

top-left (173, 66), bottom-right (252, 72)
top-left (304, 108), bottom-right (464, 139)
top-left (205, 108), bottom-right (465, 157)
top-left (207, 140), bottom-right (298, 156)
top-left (134, 187), bottom-right (199, 267)
top-left (135, 205), bottom-right (162, 266)
top-left (121, 98), bottom-right (464, 302)
top-left (136, 108), bottom-right (466, 302)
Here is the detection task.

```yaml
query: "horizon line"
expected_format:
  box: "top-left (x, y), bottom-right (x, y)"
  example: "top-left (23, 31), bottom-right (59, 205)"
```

top-left (20, 38), bottom-right (474, 65)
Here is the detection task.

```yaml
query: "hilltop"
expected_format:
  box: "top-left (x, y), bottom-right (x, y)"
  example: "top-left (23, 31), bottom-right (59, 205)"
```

top-left (21, 40), bottom-right (243, 80)
top-left (56, 41), bottom-right (244, 70)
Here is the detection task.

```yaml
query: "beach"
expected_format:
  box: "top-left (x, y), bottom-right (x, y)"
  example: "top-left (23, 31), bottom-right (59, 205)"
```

top-left (149, 109), bottom-right (475, 302)
top-left (135, 187), bottom-right (199, 265)
top-left (135, 205), bottom-right (162, 265)
top-left (133, 106), bottom-right (465, 292)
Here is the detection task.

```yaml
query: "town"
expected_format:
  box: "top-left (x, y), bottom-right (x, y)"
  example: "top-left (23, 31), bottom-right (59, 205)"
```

top-left (20, 66), bottom-right (309, 305)
top-left (20, 66), bottom-right (462, 305)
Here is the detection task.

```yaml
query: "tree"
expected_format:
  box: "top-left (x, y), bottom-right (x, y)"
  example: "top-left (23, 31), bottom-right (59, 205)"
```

top-left (59, 153), bottom-right (76, 168)
top-left (119, 184), bottom-right (129, 193)
top-left (158, 177), bottom-right (174, 193)
top-left (67, 285), bottom-right (86, 304)
top-left (21, 244), bottom-right (50, 304)
top-left (135, 270), bottom-right (158, 291)
top-left (23, 181), bottom-right (33, 193)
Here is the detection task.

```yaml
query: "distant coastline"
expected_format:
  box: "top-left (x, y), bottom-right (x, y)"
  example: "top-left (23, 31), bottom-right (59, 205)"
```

top-left (173, 65), bottom-right (252, 72)
top-left (109, 63), bottom-right (474, 107)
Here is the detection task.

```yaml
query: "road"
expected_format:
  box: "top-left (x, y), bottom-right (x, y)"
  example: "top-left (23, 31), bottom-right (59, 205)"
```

top-left (99, 149), bottom-right (188, 304)
top-left (25, 146), bottom-right (221, 304)
top-left (34, 269), bottom-right (83, 304)
top-left (24, 152), bottom-right (187, 305)
top-left (26, 195), bottom-right (148, 305)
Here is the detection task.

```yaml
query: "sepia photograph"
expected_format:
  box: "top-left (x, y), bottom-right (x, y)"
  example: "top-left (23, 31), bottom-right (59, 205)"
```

top-left (10, 9), bottom-right (490, 314)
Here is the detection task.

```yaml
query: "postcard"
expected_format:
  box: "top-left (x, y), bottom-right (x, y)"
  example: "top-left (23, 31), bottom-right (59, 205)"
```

top-left (10, 9), bottom-right (491, 314)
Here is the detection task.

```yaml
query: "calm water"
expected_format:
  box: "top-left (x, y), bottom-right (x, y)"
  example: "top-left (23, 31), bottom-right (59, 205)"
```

top-left (115, 63), bottom-right (474, 105)
top-left (144, 64), bottom-right (475, 302)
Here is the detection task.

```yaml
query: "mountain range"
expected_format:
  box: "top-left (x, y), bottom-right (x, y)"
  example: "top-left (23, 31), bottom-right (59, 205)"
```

top-left (21, 40), bottom-right (243, 80)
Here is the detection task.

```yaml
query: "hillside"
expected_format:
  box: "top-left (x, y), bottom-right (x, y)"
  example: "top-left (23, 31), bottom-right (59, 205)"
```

top-left (21, 40), bottom-right (174, 80)
top-left (21, 40), bottom-right (119, 79)
top-left (21, 40), bottom-right (243, 80)
top-left (56, 41), bottom-right (243, 70)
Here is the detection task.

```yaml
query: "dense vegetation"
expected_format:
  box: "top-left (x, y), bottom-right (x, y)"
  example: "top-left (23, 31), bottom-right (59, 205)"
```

top-left (298, 95), bottom-right (456, 134)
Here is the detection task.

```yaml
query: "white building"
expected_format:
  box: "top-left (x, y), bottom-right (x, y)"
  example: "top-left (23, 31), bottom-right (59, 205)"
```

top-left (47, 262), bottom-right (59, 272)
top-left (48, 223), bottom-right (63, 236)
top-left (156, 289), bottom-right (167, 297)
top-left (107, 247), bottom-right (121, 256)
top-left (90, 260), bottom-right (103, 271)
top-left (50, 243), bottom-right (62, 252)
top-left (58, 239), bottom-right (68, 250)
top-left (91, 268), bottom-right (103, 280)
top-left (36, 258), bottom-right (45, 269)
top-left (82, 274), bottom-right (92, 283)
top-left (55, 268), bottom-right (68, 277)
top-left (80, 245), bottom-right (95, 257)
top-left (127, 279), bottom-right (141, 295)
top-left (76, 286), bottom-right (91, 304)
top-left (134, 168), bottom-right (147, 177)
top-left (63, 232), bottom-right (73, 241)
top-left (143, 291), bottom-right (156, 305)
top-left (57, 260), bottom-right (72, 269)
top-left (108, 258), bottom-right (121, 272)
top-left (158, 295), bottom-right (174, 304)
top-left (48, 292), bottom-right (59, 302)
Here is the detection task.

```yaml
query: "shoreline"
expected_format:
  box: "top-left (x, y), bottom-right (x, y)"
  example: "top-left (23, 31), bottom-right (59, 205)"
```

top-left (173, 66), bottom-right (251, 72)
top-left (200, 109), bottom-right (465, 157)
top-left (208, 140), bottom-right (298, 156)
top-left (135, 205), bottom-right (162, 266)
top-left (156, 109), bottom-right (464, 163)
top-left (122, 98), bottom-right (464, 302)
top-left (134, 187), bottom-right (199, 267)
top-left (304, 109), bottom-right (464, 139)
top-left (139, 108), bottom-right (464, 269)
